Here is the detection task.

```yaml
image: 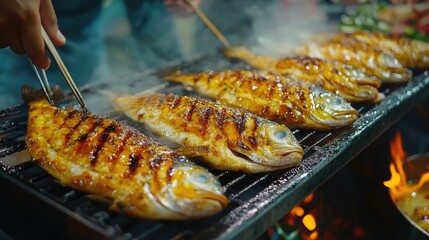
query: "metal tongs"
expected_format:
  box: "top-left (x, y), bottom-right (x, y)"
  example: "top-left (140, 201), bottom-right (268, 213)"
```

top-left (29, 27), bottom-right (88, 112)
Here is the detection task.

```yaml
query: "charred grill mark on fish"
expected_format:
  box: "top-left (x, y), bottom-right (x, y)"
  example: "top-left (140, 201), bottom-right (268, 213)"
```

top-left (170, 95), bottom-right (182, 109)
top-left (247, 117), bottom-right (259, 148)
top-left (61, 111), bottom-right (81, 141)
top-left (110, 131), bottom-right (132, 170)
top-left (150, 155), bottom-right (166, 170)
top-left (74, 118), bottom-right (103, 157)
top-left (90, 123), bottom-right (116, 166)
top-left (58, 109), bottom-right (76, 128)
top-left (128, 151), bottom-right (141, 175)
top-left (234, 111), bottom-right (247, 135)
top-left (201, 106), bottom-right (213, 136)
top-left (215, 108), bottom-right (226, 129)
top-left (185, 99), bottom-right (197, 123)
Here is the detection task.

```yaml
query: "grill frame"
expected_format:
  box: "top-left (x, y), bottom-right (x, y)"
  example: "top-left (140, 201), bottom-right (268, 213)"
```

top-left (1, 52), bottom-right (429, 239)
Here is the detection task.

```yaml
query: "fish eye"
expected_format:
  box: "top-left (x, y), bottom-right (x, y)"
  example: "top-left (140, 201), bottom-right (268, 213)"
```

top-left (195, 174), bottom-right (208, 183)
top-left (320, 93), bottom-right (342, 106)
top-left (274, 130), bottom-right (287, 139)
top-left (328, 97), bottom-right (342, 106)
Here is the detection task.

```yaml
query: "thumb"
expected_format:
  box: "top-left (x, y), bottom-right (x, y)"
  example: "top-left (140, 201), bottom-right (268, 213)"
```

top-left (40, 0), bottom-right (66, 46)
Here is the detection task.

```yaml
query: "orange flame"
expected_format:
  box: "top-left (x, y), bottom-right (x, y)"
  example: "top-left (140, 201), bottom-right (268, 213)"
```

top-left (283, 193), bottom-right (317, 239)
top-left (384, 132), bottom-right (429, 201)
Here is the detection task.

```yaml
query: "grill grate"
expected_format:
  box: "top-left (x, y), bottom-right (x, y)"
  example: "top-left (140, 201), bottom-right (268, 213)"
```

top-left (1, 52), bottom-right (429, 239)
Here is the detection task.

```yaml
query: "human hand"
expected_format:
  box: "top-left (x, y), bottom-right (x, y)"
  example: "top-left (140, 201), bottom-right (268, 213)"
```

top-left (164, 0), bottom-right (201, 17)
top-left (0, 0), bottom-right (66, 69)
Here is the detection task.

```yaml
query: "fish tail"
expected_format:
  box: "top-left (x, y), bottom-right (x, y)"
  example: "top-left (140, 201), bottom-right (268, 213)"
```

top-left (99, 90), bottom-right (128, 112)
top-left (156, 68), bottom-right (183, 80)
top-left (134, 83), bottom-right (168, 97)
top-left (115, 95), bottom-right (143, 118)
top-left (222, 45), bottom-right (253, 59)
top-left (223, 46), bottom-right (278, 70)
top-left (21, 84), bottom-right (63, 104)
top-left (164, 73), bottom-right (198, 85)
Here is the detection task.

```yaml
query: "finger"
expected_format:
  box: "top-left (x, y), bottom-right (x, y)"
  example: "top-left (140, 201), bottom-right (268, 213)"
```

top-left (20, 16), bottom-right (50, 69)
top-left (40, 0), bottom-right (66, 46)
top-left (2, 27), bottom-right (25, 54)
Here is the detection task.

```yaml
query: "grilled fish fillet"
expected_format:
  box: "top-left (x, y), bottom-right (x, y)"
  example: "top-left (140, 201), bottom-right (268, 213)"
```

top-left (223, 46), bottom-right (382, 102)
top-left (116, 93), bottom-right (304, 173)
top-left (344, 31), bottom-right (429, 69)
top-left (22, 85), bottom-right (227, 220)
top-left (164, 70), bottom-right (358, 130)
top-left (298, 36), bottom-right (412, 83)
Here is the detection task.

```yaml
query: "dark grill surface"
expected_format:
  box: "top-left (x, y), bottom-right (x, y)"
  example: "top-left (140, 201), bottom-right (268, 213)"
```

top-left (1, 52), bottom-right (429, 239)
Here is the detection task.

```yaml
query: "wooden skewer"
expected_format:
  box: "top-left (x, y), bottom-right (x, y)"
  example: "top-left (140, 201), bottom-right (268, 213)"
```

top-left (184, 0), bottom-right (231, 48)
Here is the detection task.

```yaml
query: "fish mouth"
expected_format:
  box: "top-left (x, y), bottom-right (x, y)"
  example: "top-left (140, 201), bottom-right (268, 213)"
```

top-left (343, 86), bottom-right (380, 102)
top-left (229, 146), bottom-right (303, 168)
top-left (195, 192), bottom-right (229, 208)
top-left (276, 150), bottom-right (304, 167)
top-left (154, 188), bottom-right (228, 219)
top-left (332, 109), bottom-right (358, 121)
top-left (351, 76), bottom-right (381, 88)
top-left (261, 148), bottom-right (304, 167)
top-left (382, 68), bottom-right (412, 83)
top-left (312, 109), bottom-right (358, 129)
top-left (281, 148), bottom-right (304, 157)
top-left (170, 192), bottom-right (228, 218)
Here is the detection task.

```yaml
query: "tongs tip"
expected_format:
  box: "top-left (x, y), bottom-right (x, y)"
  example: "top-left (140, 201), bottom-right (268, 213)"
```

top-left (30, 27), bottom-right (89, 112)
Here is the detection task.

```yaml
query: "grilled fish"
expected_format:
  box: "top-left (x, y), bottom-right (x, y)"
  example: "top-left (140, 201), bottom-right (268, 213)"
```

top-left (22, 85), bottom-right (227, 220)
top-left (164, 70), bottom-right (358, 130)
top-left (223, 46), bottom-right (382, 102)
top-left (344, 31), bottom-right (429, 69)
top-left (297, 36), bottom-right (412, 83)
top-left (116, 93), bottom-right (304, 173)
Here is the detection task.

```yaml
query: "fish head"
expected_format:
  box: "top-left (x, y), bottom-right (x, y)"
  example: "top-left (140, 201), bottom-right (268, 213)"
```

top-left (159, 162), bottom-right (227, 218)
top-left (411, 40), bottom-right (429, 68)
top-left (334, 64), bottom-right (381, 101)
top-left (308, 87), bottom-right (358, 130)
top-left (377, 53), bottom-right (412, 83)
top-left (245, 122), bottom-right (303, 168)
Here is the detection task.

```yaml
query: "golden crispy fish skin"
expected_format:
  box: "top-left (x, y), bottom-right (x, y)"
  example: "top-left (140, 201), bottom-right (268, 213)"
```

top-left (298, 37), bottom-right (412, 83)
top-left (164, 70), bottom-right (358, 130)
top-left (23, 86), bottom-right (227, 220)
top-left (116, 93), bottom-right (304, 173)
top-left (223, 46), bottom-right (381, 102)
top-left (345, 31), bottom-right (429, 69)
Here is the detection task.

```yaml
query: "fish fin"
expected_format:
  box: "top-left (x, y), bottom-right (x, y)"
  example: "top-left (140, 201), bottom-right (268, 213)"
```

top-left (99, 90), bottom-right (130, 112)
top-left (86, 194), bottom-right (114, 205)
top-left (222, 45), bottom-right (252, 59)
top-left (155, 68), bottom-right (183, 79)
top-left (134, 83), bottom-right (169, 97)
top-left (21, 84), bottom-right (63, 105)
top-left (309, 33), bottom-right (336, 44)
top-left (176, 145), bottom-right (210, 158)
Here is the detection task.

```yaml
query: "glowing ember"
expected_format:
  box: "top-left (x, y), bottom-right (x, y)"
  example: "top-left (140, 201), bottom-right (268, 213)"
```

top-left (309, 231), bottom-right (318, 240)
top-left (303, 193), bottom-right (314, 204)
top-left (383, 132), bottom-right (429, 201)
top-left (302, 213), bottom-right (316, 231)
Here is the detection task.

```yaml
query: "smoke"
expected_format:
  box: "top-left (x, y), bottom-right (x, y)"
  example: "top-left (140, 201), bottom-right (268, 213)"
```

top-left (249, 0), bottom-right (337, 55)
top-left (190, 0), bottom-right (338, 57)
